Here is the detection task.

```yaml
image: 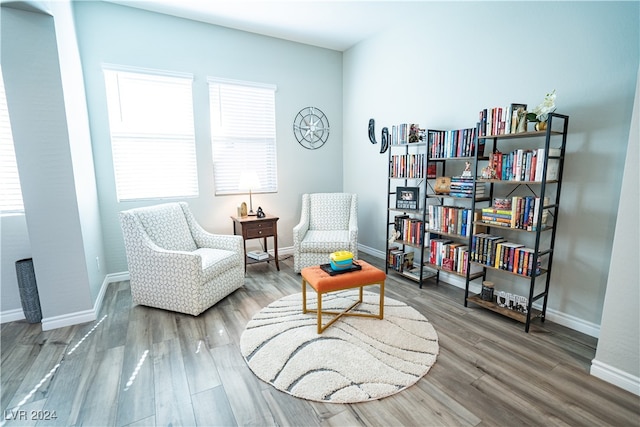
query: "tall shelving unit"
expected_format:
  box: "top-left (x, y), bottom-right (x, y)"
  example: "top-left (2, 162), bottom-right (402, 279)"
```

top-left (385, 138), bottom-right (436, 287)
top-left (464, 112), bottom-right (569, 332)
top-left (385, 126), bottom-right (487, 288)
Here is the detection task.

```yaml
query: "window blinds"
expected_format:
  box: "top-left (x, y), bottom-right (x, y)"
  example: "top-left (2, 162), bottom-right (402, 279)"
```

top-left (104, 67), bottom-right (198, 201)
top-left (0, 68), bottom-right (24, 213)
top-left (208, 77), bottom-right (277, 195)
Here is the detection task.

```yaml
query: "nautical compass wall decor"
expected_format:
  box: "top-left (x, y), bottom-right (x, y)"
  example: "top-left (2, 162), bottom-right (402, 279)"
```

top-left (293, 107), bottom-right (330, 150)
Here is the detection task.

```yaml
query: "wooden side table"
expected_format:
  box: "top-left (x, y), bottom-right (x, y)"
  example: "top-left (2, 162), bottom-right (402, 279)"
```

top-left (231, 214), bottom-right (279, 271)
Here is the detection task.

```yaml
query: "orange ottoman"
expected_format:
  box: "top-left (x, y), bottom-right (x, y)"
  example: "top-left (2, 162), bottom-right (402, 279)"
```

top-left (301, 260), bottom-right (386, 334)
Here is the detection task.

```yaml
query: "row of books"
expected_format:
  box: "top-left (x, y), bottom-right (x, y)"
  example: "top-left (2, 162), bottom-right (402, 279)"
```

top-left (478, 103), bottom-right (527, 137)
top-left (393, 215), bottom-right (425, 246)
top-left (389, 153), bottom-right (426, 178)
top-left (488, 148), bottom-right (560, 182)
top-left (481, 196), bottom-right (549, 231)
top-left (449, 176), bottom-right (486, 198)
top-left (427, 205), bottom-right (473, 237)
top-left (471, 234), bottom-right (543, 277)
top-left (388, 249), bottom-right (414, 273)
top-left (390, 124), bottom-right (426, 145)
top-left (428, 128), bottom-right (481, 158)
top-left (428, 239), bottom-right (483, 275)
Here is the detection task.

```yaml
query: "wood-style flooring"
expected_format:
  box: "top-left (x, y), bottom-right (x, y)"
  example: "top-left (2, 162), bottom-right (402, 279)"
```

top-left (1, 253), bottom-right (638, 426)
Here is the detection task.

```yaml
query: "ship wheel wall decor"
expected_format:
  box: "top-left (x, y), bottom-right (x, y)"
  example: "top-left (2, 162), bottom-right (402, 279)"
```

top-left (293, 107), bottom-right (330, 150)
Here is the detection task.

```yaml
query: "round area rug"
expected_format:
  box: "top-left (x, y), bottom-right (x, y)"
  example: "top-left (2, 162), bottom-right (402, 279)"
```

top-left (239, 290), bottom-right (439, 403)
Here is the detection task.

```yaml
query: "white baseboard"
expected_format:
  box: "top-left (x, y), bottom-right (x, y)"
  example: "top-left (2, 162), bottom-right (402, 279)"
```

top-left (272, 246), bottom-right (294, 256)
top-left (41, 308), bottom-right (98, 331)
top-left (0, 272), bottom-right (130, 328)
top-left (0, 308), bottom-right (26, 324)
top-left (591, 359), bottom-right (640, 396)
top-left (41, 272), bottom-right (128, 331)
top-left (358, 243), bottom-right (385, 259)
top-left (357, 243), bottom-right (600, 337)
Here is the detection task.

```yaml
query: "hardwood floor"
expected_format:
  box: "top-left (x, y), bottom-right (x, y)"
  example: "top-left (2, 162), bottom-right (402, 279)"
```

top-left (1, 253), bottom-right (638, 426)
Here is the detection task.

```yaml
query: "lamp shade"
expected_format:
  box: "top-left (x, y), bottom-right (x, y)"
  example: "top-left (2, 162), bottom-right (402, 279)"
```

top-left (238, 171), bottom-right (260, 192)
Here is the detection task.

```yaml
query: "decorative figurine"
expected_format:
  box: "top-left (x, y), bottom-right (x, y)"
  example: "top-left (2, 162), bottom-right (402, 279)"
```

top-left (256, 206), bottom-right (265, 218)
top-left (388, 228), bottom-right (400, 246)
top-left (462, 161), bottom-right (472, 177)
top-left (481, 164), bottom-right (496, 179)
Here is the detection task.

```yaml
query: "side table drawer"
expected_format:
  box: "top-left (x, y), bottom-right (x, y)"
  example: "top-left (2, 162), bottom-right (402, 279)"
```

top-left (245, 222), bottom-right (275, 238)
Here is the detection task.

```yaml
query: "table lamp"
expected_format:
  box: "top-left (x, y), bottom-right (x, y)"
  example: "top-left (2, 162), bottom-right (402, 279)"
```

top-left (239, 171), bottom-right (260, 216)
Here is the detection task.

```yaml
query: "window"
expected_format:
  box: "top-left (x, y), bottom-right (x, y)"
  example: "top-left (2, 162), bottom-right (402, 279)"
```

top-left (209, 77), bottom-right (277, 195)
top-left (0, 68), bottom-right (24, 213)
top-left (104, 66), bottom-right (198, 201)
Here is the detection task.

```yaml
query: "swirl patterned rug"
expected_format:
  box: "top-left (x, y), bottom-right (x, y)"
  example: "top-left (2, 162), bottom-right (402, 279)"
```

top-left (239, 289), bottom-right (439, 403)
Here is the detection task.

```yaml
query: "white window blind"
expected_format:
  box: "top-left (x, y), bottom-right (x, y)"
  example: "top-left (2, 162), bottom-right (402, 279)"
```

top-left (104, 67), bottom-right (198, 201)
top-left (209, 77), bottom-right (277, 195)
top-left (0, 68), bottom-right (24, 213)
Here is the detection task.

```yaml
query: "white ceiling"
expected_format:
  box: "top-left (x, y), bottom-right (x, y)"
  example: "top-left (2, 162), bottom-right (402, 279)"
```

top-left (103, 0), bottom-right (430, 51)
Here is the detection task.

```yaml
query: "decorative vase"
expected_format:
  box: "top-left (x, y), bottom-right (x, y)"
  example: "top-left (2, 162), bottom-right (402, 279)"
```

top-left (535, 121), bottom-right (547, 131)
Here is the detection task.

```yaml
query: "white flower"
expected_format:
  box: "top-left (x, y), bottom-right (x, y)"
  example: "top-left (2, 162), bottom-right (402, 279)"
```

top-left (532, 90), bottom-right (556, 122)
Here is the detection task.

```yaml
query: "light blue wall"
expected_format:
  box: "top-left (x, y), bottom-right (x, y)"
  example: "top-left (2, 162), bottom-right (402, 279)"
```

top-left (1, 3), bottom-right (102, 324)
top-left (343, 1), bottom-right (639, 333)
top-left (73, 1), bottom-right (344, 274)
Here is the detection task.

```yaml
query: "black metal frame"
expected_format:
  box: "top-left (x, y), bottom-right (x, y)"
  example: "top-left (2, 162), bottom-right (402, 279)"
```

top-left (464, 112), bottom-right (569, 332)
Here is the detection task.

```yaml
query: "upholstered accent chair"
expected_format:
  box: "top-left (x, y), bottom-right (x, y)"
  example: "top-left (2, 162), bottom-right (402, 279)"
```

top-left (119, 202), bottom-right (245, 316)
top-left (293, 193), bottom-right (358, 273)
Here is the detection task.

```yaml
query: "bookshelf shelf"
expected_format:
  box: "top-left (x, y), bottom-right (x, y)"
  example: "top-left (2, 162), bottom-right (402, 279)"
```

top-left (466, 294), bottom-right (542, 323)
top-left (464, 112), bottom-right (569, 332)
top-left (474, 221), bottom-right (555, 232)
top-left (470, 261), bottom-right (548, 278)
top-left (476, 179), bottom-right (560, 184)
top-left (481, 129), bottom-right (563, 139)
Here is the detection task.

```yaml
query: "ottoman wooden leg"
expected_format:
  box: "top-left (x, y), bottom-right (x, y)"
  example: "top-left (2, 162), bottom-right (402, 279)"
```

top-left (316, 290), bottom-right (322, 334)
top-left (302, 277), bottom-right (308, 314)
top-left (379, 280), bottom-right (385, 319)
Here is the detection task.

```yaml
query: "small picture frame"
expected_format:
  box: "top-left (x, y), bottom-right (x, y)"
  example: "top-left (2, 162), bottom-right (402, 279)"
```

top-left (396, 186), bottom-right (419, 210)
top-left (510, 103), bottom-right (528, 134)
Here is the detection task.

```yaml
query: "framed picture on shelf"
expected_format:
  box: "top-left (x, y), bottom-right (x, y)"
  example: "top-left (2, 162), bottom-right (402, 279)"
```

top-left (510, 103), bottom-right (528, 134)
top-left (396, 186), bottom-right (419, 210)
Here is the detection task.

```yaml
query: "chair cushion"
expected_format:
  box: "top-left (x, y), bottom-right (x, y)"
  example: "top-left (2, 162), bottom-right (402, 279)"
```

top-left (194, 248), bottom-right (240, 281)
top-left (300, 230), bottom-right (351, 253)
top-left (136, 204), bottom-right (197, 252)
top-left (309, 193), bottom-right (352, 231)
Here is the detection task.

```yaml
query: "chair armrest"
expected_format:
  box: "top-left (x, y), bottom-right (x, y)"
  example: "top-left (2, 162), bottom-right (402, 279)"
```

top-left (293, 218), bottom-right (309, 246)
top-left (180, 203), bottom-right (243, 252)
top-left (196, 232), bottom-right (244, 253)
top-left (128, 234), bottom-right (204, 281)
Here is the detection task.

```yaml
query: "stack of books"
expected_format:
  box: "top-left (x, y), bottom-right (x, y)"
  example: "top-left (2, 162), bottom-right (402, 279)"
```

top-left (481, 196), bottom-right (549, 231)
top-left (449, 176), bottom-right (485, 198)
top-left (247, 250), bottom-right (269, 260)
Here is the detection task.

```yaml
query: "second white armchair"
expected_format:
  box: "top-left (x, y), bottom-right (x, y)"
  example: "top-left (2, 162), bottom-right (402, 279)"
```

top-left (292, 193), bottom-right (358, 273)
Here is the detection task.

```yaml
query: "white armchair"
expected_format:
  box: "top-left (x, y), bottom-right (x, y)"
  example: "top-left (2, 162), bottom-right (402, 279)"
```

top-left (292, 193), bottom-right (358, 273)
top-left (119, 202), bottom-right (244, 316)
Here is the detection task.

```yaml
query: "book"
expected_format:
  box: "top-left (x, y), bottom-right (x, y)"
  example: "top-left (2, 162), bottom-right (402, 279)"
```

top-left (247, 250), bottom-right (269, 260)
